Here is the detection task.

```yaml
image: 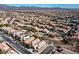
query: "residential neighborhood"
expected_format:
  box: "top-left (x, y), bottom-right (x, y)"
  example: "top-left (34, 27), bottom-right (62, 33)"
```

top-left (0, 4), bottom-right (79, 54)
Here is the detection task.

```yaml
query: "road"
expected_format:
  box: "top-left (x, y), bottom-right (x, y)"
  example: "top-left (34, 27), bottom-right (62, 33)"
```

top-left (0, 32), bottom-right (33, 54)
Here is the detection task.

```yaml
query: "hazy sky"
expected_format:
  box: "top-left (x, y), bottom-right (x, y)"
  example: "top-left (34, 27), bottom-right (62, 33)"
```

top-left (6, 4), bottom-right (79, 8)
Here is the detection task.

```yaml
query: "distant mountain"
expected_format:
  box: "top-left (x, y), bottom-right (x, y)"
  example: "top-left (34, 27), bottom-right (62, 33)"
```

top-left (0, 4), bottom-right (79, 12)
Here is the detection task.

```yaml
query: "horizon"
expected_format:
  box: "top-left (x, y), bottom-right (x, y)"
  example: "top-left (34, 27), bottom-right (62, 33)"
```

top-left (6, 4), bottom-right (79, 8)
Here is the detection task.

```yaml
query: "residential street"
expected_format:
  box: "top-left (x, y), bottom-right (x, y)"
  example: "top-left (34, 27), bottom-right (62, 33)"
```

top-left (0, 32), bottom-right (33, 54)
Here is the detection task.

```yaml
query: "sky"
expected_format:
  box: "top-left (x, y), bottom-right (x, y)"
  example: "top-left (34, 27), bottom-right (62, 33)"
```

top-left (6, 4), bottom-right (79, 8)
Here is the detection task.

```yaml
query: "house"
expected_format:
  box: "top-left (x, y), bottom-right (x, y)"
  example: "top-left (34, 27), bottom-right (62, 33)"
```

top-left (2, 18), bottom-right (11, 24)
top-left (32, 39), bottom-right (40, 50)
top-left (0, 42), bottom-right (10, 53)
top-left (32, 40), bottom-right (48, 53)
top-left (44, 32), bottom-right (60, 38)
top-left (43, 29), bottom-right (49, 33)
top-left (33, 26), bottom-right (39, 32)
top-left (32, 39), bottom-right (40, 46)
top-left (14, 31), bottom-right (24, 37)
top-left (27, 31), bottom-right (34, 36)
top-left (65, 35), bottom-right (79, 41)
top-left (38, 40), bottom-right (48, 53)
top-left (24, 37), bottom-right (35, 45)
top-left (0, 43), bottom-right (4, 54)
top-left (1, 42), bottom-right (10, 52)
top-left (40, 46), bottom-right (54, 54)
top-left (6, 49), bottom-right (18, 54)
top-left (74, 31), bottom-right (79, 36)
top-left (0, 43), bottom-right (4, 50)
top-left (53, 37), bottom-right (63, 41)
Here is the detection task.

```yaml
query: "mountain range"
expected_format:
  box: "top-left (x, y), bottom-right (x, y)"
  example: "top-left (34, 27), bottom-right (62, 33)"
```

top-left (0, 4), bottom-right (79, 12)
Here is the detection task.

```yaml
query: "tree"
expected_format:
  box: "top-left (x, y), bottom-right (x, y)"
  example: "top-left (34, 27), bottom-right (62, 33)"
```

top-left (0, 49), bottom-right (3, 54)
top-left (61, 38), bottom-right (69, 44)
